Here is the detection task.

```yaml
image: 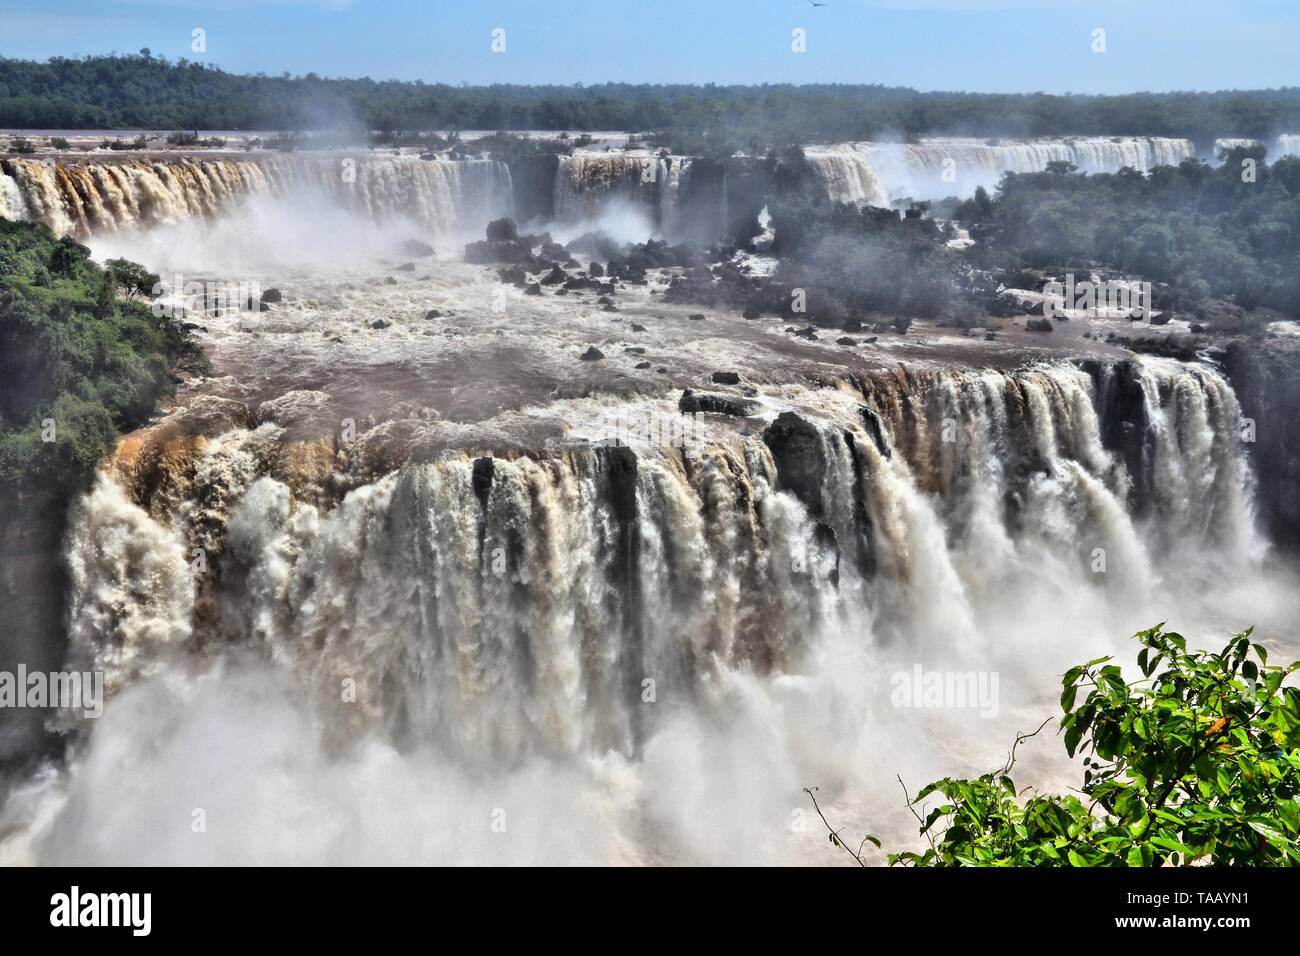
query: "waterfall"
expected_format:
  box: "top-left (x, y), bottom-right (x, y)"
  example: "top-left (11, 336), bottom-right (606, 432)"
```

top-left (1214, 136), bottom-right (1300, 161)
top-left (1277, 134), bottom-right (1300, 158)
top-left (0, 155), bottom-right (514, 238)
top-left (552, 150), bottom-right (690, 235)
top-left (63, 359), bottom-right (1259, 760)
top-left (804, 137), bottom-right (1197, 204)
top-left (1214, 137), bottom-right (1259, 157)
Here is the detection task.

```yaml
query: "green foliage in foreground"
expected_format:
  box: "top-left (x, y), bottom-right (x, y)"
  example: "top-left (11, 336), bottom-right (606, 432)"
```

top-left (0, 218), bottom-right (200, 498)
top-left (812, 625), bottom-right (1300, 866)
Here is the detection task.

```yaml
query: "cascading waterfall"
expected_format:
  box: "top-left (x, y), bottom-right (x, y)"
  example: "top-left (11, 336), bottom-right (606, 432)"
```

top-left (1214, 137), bottom-right (1259, 156)
top-left (1213, 136), bottom-right (1300, 161)
top-left (0, 155), bottom-right (514, 238)
top-left (1277, 134), bottom-right (1300, 158)
top-left (553, 150), bottom-right (690, 233)
top-left (63, 359), bottom-right (1259, 763)
top-left (804, 136), bottom-right (1197, 204)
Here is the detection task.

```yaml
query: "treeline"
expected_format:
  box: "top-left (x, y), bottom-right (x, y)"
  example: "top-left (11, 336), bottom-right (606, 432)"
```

top-left (5, 53), bottom-right (1300, 147)
top-left (960, 148), bottom-right (1300, 320)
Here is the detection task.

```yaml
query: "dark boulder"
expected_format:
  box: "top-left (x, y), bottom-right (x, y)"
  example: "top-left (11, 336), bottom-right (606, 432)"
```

top-left (763, 412), bottom-right (827, 519)
top-left (486, 217), bottom-right (518, 242)
top-left (679, 388), bottom-right (759, 417)
top-left (498, 266), bottom-right (528, 287)
top-left (580, 346), bottom-right (605, 361)
top-left (464, 239), bottom-right (533, 264)
top-left (397, 238), bottom-right (435, 257)
top-left (539, 241), bottom-right (569, 262)
top-left (710, 371), bottom-right (741, 385)
top-left (566, 231), bottom-right (623, 262)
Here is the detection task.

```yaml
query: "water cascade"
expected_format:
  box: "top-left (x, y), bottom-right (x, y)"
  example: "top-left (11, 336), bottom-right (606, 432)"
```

top-left (0, 155), bottom-right (515, 239)
top-left (804, 137), bottom-right (1197, 205)
top-left (65, 360), bottom-right (1258, 760)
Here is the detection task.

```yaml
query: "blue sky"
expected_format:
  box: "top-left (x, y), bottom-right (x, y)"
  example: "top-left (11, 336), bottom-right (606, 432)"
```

top-left (1, 0), bottom-right (1297, 93)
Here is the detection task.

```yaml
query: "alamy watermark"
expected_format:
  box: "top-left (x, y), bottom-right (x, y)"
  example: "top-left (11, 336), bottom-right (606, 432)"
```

top-left (0, 665), bottom-right (104, 718)
top-left (50, 886), bottom-right (151, 936)
top-left (605, 409), bottom-right (707, 453)
top-left (1043, 274), bottom-right (1153, 324)
top-left (150, 273), bottom-right (263, 320)
top-left (890, 665), bottom-right (999, 718)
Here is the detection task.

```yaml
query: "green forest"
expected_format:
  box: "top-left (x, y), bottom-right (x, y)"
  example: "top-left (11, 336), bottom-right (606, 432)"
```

top-left (0, 219), bottom-right (201, 499)
top-left (962, 147), bottom-right (1300, 320)
top-left (756, 147), bottom-right (1300, 329)
top-left (4, 53), bottom-right (1300, 148)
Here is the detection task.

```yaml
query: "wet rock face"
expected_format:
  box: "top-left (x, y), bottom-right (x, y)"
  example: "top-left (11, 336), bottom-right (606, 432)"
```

top-left (1083, 358), bottom-right (1155, 515)
top-left (472, 456), bottom-right (495, 511)
top-left (678, 389), bottom-right (759, 418)
top-left (859, 406), bottom-right (892, 460)
top-left (600, 445), bottom-right (639, 527)
top-left (506, 154), bottom-right (560, 225)
top-left (762, 412), bottom-right (828, 521)
top-left (0, 496), bottom-right (71, 779)
top-left (1223, 341), bottom-right (1300, 551)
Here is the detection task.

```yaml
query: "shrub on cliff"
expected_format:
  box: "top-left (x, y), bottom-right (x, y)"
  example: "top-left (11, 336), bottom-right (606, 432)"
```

top-left (0, 219), bottom-right (201, 498)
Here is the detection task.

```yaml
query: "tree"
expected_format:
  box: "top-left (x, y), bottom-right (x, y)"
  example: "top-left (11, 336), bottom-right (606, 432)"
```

top-left (810, 625), bottom-right (1300, 866)
top-left (104, 257), bottom-right (160, 300)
